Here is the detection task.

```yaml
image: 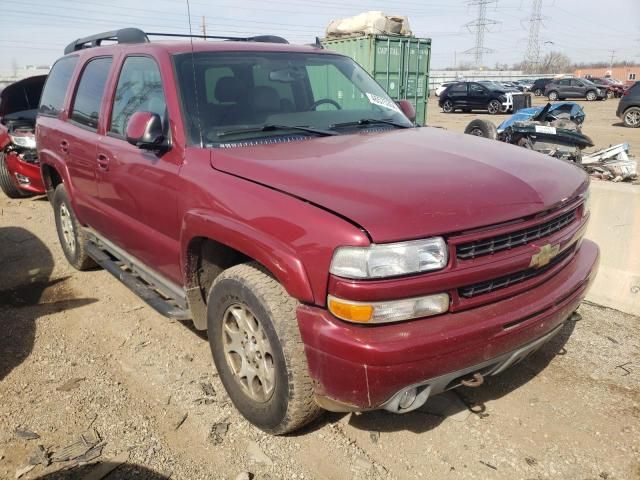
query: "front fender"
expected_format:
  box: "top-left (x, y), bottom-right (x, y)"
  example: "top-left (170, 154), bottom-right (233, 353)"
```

top-left (181, 209), bottom-right (314, 304)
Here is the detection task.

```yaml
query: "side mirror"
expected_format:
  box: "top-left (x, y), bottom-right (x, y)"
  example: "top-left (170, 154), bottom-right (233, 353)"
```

top-left (125, 111), bottom-right (168, 151)
top-left (397, 100), bottom-right (416, 123)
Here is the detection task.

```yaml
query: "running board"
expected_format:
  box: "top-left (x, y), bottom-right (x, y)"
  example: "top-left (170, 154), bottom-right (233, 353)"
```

top-left (86, 242), bottom-right (191, 321)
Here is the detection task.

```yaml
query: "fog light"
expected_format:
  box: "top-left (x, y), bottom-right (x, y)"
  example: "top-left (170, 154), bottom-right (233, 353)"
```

top-left (15, 173), bottom-right (30, 185)
top-left (398, 388), bottom-right (418, 410)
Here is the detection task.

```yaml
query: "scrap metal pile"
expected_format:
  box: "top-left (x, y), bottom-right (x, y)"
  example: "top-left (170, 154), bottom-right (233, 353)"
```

top-left (464, 102), bottom-right (637, 183)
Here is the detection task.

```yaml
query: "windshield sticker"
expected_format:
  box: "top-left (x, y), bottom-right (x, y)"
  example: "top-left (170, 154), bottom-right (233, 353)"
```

top-left (366, 92), bottom-right (401, 113)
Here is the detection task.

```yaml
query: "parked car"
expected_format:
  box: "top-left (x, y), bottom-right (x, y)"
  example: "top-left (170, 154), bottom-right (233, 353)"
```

top-left (515, 79), bottom-right (533, 92)
top-left (586, 77), bottom-right (624, 98)
top-left (616, 81), bottom-right (640, 128)
top-left (545, 78), bottom-right (606, 101)
top-left (0, 75), bottom-right (47, 198)
top-left (439, 81), bottom-right (509, 114)
top-left (434, 82), bottom-right (455, 96)
top-left (479, 80), bottom-right (520, 93)
top-left (37, 28), bottom-right (599, 434)
top-left (531, 78), bottom-right (553, 96)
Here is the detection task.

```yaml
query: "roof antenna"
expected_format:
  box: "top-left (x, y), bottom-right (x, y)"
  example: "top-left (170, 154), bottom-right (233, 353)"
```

top-left (186, 0), bottom-right (203, 147)
top-left (314, 36), bottom-right (324, 49)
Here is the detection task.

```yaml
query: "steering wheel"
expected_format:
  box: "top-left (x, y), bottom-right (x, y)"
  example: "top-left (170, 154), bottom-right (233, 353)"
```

top-left (310, 98), bottom-right (342, 110)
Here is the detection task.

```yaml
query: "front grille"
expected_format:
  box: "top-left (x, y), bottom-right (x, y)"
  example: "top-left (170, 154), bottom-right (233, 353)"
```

top-left (456, 209), bottom-right (577, 260)
top-left (459, 246), bottom-right (574, 298)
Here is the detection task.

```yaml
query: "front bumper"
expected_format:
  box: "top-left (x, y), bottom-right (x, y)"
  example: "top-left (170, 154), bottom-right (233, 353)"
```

top-left (297, 239), bottom-right (599, 411)
top-left (4, 151), bottom-right (45, 195)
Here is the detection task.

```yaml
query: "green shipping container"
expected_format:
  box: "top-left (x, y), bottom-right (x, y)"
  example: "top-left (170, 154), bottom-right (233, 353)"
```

top-left (322, 34), bottom-right (432, 125)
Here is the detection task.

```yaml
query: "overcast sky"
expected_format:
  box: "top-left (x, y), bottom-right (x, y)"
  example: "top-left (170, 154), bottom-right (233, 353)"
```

top-left (1, 0), bottom-right (638, 73)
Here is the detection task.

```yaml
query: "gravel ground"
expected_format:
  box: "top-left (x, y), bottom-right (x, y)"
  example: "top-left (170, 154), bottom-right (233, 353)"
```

top-left (1, 102), bottom-right (639, 479)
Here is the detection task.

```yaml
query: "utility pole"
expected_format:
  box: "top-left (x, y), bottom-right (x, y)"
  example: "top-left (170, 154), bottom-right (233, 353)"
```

top-left (201, 16), bottom-right (207, 38)
top-left (608, 49), bottom-right (616, 70)
top-left (462, 0), bottom-right (499, 69)
top-left (523, 0), bottom-right (544, 71)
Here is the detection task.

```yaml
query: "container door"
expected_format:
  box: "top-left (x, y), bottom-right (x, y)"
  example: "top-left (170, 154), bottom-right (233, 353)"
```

top-left (401, 38), bottom-right (430, 125)
top-left (371, 37), bottom-right (404, 103)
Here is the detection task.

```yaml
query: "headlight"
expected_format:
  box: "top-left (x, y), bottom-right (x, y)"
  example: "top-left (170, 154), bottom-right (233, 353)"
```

top-left (330, 237), bottom-right (448, 279)
top-left (581, 189), bottom-right (591, 218)
top-left (328, 293), bottom-right (450, 324)
top-left (9, 133), bottom-right (36, 149)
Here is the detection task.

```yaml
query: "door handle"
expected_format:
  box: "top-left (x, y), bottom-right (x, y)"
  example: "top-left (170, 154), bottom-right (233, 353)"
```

top-left (97, 153), bottom-right (110, 171)
top-left (60, 140), bottom-right (69, 153)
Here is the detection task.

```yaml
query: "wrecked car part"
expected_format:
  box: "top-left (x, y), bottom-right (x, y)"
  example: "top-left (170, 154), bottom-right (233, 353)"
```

top-left (582, 143), bottom-right (637, 182)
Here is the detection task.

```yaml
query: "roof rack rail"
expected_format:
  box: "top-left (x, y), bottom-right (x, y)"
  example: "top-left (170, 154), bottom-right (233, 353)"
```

top-left (146, 32), bottom-right (288, 44)
top-left (64, 28), bottom-right (149, 54)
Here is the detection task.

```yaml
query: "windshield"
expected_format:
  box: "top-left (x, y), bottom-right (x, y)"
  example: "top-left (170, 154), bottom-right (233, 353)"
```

top-left (173, 51), bottom-right (413, 146)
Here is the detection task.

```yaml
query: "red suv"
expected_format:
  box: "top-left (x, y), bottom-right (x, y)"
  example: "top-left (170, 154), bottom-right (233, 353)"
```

top-left (37, 29), bottom-right (599, 434)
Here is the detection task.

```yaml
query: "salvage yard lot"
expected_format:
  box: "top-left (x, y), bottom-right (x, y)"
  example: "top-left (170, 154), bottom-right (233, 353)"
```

top-left (427, 95), bottom-right (640, 157)
top-left (1, 100), bottom-right (639, 479)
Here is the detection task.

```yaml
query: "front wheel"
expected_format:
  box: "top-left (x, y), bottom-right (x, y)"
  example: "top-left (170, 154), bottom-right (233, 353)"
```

top-left (586, 90), bottom-right (597, 101)
top-left (442, 99), bottom-right (454, 113)
top-left (0, 151), bottom-right (32, 199)
top-left (207, 262), bottom-right (321, 434)
top-left (53, 184), bottom-right (96, 270)
top-left (623, 107), bottom-right (640, 128)
top-left (487, 99), bottom-right (502, 115)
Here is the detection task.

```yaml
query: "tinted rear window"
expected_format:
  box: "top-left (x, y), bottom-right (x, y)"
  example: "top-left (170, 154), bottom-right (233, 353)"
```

top-left (70, 57), bottom-right (113, 129)
top-left (39, 56), bottom-right (78, 117)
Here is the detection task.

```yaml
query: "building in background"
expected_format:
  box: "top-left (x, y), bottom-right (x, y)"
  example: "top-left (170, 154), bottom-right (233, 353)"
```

top-left (574, 66), bottom-right (638, 85)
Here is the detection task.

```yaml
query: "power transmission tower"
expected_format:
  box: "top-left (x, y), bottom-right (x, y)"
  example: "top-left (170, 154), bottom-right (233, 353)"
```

top-left (462, 0), bottom-right (499, 68)
top-left (608, 49), bottom-right (616, 70)
top-left (523, 0), bottom-right (544, 70)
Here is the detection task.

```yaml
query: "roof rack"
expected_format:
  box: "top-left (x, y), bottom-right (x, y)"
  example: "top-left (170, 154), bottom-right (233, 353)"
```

top-left (64, 28), bottom-right (149, 54)
top-left (64, 28), bottom-right (288, 54)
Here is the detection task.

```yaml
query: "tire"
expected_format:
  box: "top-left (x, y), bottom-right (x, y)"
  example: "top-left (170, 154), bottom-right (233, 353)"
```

top-left (52, 184), bottom-right (96, 271)
top-left (548, 91), bottom-right (559, 101)
top-left (534, 88), bottom-right (542, 96)
top-left (442, 99), bottom-right (454, 113)
top-left (0, 151), bottom-right (31, 199)
top-left (586, 90), bottom-right (597, 101)
top-left (623, 107), bottom-right (640, 128)
top-left (487, 99), bottom-right (502, 115)
top-left (207, 262), bottom-right (321, 434)
top-left (464, 119), bottom-right (497, 140)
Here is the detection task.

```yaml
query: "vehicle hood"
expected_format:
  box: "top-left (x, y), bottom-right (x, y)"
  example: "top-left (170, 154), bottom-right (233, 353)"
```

top-left (210, 127), bottom-right (588, 243)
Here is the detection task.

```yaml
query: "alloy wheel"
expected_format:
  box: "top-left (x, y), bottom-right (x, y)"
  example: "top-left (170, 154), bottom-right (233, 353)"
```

top-left (59, 203), bottom-right (76, 255)
top-left (222, 303), bottom-right (275, 403)
top-left (487, 100), bottom-right (501, 114)
top-left (624, 109), bottom-right (640, 127)
top-left (442, 100), bottom-right (453, 113)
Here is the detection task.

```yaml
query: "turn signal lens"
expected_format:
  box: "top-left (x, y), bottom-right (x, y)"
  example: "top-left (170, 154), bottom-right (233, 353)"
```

top-left (327, 293), bottom-right (449, 324)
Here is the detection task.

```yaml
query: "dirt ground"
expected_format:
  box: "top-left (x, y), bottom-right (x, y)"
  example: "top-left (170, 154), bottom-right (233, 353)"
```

top-left (1, 99), bottom-right (640, 480)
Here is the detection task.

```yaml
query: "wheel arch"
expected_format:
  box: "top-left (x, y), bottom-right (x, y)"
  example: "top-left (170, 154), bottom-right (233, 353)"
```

top-left (181, 210), bottom-right (314, 330)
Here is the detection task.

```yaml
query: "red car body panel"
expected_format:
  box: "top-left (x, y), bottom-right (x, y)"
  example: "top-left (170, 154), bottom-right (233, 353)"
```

top-left (3, 150), bottom-right (45, 194)
top-left (211, 128), bottom-right (588, 243)
top-left (299, 239), bottom-right (598, 408)
top-left (36, 39), bottom-right (599, 412)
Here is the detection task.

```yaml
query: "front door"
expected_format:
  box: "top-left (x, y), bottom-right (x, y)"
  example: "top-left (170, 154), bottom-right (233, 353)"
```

top-left (96, 55), bottom-right (183, 284)
top-left (468, 83), bottom-right (489, 108)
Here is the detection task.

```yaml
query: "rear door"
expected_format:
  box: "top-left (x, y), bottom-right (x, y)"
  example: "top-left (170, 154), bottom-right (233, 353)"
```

top-left (62, 56), bottom-right (113, 221)
top-left (447, 83), bottom-right (468, 108)
top-left (96, 55), bottom-right (183, 283)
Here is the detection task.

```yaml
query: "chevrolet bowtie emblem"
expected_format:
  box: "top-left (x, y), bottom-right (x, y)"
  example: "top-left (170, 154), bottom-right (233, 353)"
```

top-left (530, 243), bottom-right (561, 269)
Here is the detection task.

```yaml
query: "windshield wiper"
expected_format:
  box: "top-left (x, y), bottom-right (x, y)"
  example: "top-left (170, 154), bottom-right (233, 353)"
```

top-left (218, 124), bottom-right (337, 138)
top-left (329, 118), bottom-right (412, 129)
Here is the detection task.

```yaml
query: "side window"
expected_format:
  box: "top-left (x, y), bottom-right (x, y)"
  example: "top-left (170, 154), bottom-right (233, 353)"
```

top-left (39, 56), bottom-right (78, 117)
top-left (110, 56), bottom-right (166, 136)
top-left (558, 79), bottom-right (570, 86)
top-left (573, 80), bottom-right (584, 87)
top-left (70, 57), bottom-right (112, 130)
top-left (204, 66), bottom-right (234, 104)
top-left (469, 83), bottom-right (486, 94)
top-left (449, 83), bottom-right (467, 93)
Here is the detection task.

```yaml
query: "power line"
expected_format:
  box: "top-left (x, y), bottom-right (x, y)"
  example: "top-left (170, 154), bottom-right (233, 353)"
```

top-left (462, 0), bottom-right (500, 68)
top-left (523, 0), bottom-right (544, 69)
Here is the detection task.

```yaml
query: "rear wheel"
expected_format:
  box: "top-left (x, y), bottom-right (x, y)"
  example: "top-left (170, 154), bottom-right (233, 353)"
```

top-left (487, 99), bottom-right (502, 115)
top-left (0, 151), bottom-right (32, 199)
top-left (623, 107), bottom-right (640, 128)
top-left (534, 88), bottom-right (543, 96)
top-left (586, 90), bottom-right (597, 101)
top-left (207, 262), bottom-right (321, 434)
top-left (53, 184), bottom-right (96, 270)
top-left (442, 99), bottom-right (454, 113)
top-left (464, 119), bottom-right (497, 139)
top-left (548, 91), bottom-right (559, 101)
